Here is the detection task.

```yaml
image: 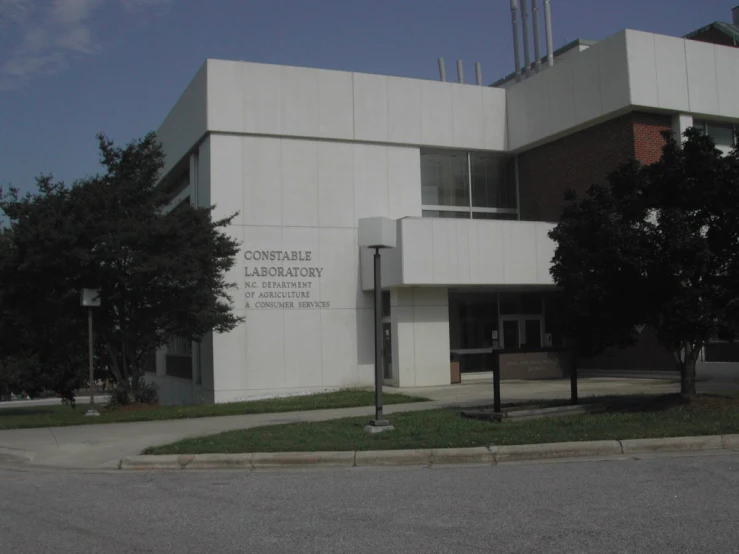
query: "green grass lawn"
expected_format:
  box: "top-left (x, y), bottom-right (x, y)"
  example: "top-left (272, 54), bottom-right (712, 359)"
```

top-left (0, 389), bottom-right (427, 430)
top-left (144, 393), bottom-right (739, 455)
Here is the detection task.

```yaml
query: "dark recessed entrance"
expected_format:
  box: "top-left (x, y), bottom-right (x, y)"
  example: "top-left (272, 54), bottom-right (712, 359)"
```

top-left (449, 289), bottom-right (566, 378)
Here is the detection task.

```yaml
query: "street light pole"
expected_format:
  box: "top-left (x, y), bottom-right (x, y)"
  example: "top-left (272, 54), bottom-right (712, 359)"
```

top-left (372, 247), bottom-right (387, 426)
top-left (358, 217), bottom-right (396, 434)
top-left (87, 308), bottom-right (99, 415)
top-left (81, 289), bottom-right (101, 417)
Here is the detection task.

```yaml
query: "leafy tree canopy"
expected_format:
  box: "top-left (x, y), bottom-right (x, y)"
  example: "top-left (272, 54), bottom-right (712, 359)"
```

top-left (549, 128), bottom-right (739, 397)
top-left (0, 133), bottom-right (242, 403)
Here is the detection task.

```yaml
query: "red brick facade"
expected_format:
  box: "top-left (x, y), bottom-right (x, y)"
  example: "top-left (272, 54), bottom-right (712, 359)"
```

top-left (633, 112), bottom-right (674, 165)
top-left (517, 111), bottom-right (672, 222)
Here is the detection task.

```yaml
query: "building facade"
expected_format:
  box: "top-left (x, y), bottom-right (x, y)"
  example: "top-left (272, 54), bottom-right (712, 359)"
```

top-left (149, 22), bottom-right (739, 404)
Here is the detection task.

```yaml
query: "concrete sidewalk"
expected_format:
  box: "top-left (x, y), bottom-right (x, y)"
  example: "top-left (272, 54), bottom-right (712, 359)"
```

top-left (0, 376), bottom-right (711, 470)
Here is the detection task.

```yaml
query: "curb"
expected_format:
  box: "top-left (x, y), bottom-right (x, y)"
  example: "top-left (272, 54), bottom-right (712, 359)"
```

top-left (119, 433), bottom-right (739, 470)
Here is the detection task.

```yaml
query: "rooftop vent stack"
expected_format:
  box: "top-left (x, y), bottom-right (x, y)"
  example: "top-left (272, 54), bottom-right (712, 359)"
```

top-left (733, 6), bottom-right (739, 25)
top-left (475, 62), bottom-right (482, 85)
top-left (510, 0), bottom-right (522, 82)
top-left (532, 0), bottom-right (542, 72)
top-left (521, 0), bottom-right (532, 76)
top-left (457, 60), bottom-right (464, 83)
top-left (544, 0), bottom-right (554, 67)
top-left (438, 58), bottom-right (447, 82)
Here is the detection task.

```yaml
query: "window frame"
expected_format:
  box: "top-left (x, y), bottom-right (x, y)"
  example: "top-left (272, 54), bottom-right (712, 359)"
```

top-left (420, 149), bottom-right (519, 220)
top-left (695, 119), bottom-right (737, 148)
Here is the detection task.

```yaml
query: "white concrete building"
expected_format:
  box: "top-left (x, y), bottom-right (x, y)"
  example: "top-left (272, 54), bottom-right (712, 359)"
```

top-left (150, 9), bottom-right (739, 404)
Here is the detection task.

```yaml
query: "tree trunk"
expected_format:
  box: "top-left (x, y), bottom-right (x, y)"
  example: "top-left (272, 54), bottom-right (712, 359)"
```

top-left (122, 335), bottom-right (139, 394)
top-left (121, 333), bottom-right (127, 388)
top-left (103, 334), bottom-right (124, 384)
top-left (679, 343), bottom-right (698, 398)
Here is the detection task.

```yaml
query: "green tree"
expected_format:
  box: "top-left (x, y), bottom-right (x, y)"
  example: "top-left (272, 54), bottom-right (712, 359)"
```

top-left (549, 128), bottom-right (739, 398)
top-left (0, 133), bottom-right (243, 402)
top-left (0, 178), bottom-right (91, 404)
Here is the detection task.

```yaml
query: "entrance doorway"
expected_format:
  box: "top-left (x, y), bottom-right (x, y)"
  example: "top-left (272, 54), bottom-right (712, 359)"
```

top-left (449, 290), bottom-right (560, 375)
top-left (500, 315), bottom-right (544, 350)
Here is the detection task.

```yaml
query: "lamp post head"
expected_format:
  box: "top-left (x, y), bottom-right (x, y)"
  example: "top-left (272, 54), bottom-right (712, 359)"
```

top-left (358, 217), bottom-right (397, 249)
top-left (80, 288), bottom-right (101, 308)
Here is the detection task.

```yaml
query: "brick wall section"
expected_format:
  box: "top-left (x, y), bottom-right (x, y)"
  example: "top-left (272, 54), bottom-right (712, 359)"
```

top-left (517, 112), bottom-right (672, 222)
top-left (633, 112), bottom-right (672, 164)
top-left (518, 111), bottom-right (674, 371)
top-left (517, 114), bottom-right (635, 222)
top-left (579, 326), bottom-right (677, 372)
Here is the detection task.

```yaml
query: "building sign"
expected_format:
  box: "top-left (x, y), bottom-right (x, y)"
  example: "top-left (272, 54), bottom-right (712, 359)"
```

top-left (243, 250), bottom-right (329, 309)
top-left (498, 351), bottom-right (572, 380)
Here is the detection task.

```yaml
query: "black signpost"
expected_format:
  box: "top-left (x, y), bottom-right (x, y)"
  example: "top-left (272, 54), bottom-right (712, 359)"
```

top-left (570, 355), bottom-right (579, 405)
top-left (493, 351), bottom-right (502, 414)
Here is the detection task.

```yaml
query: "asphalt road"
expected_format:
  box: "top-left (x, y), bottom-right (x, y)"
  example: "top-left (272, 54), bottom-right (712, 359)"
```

top-left (1, 453), bottom-right (738, 553)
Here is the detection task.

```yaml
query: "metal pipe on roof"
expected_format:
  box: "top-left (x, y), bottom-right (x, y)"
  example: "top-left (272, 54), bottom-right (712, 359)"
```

top-left (544, 0), bottom-right (554, 67)
top-left (532, 0), bottom-right (542, 72)
top-left (521, 0), bottom-right (531, 76)
top-left (438, 57), bottom-right (446, 81)
top-left (510, 0), bottom-right (522, 82)
top-left (456, 60), bottom-right (464, 83)
top-left (475, 62), bottom-right (482, 85)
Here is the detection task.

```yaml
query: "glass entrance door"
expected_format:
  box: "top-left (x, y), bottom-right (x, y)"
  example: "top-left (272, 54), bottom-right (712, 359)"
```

top-left (502, 319), bottom-right (520, 350)
top-left (500, 315), bottom-right (543, 349)
top-left (523, 318), bottom-right (542, 349)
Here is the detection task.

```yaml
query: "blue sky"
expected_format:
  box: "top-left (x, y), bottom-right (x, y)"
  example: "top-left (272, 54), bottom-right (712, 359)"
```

top-left (0, 0), bottom-right (734, 193)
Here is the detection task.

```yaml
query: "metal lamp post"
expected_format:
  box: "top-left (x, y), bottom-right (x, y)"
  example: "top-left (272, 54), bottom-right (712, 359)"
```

top-left (358, 217), bottom-right (396, 433)
top-left (81, 289), bottom-right (101, 417)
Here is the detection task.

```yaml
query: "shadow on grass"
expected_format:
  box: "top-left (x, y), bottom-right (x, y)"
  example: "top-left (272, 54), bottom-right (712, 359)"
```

top-left (593, 393), bottom-right (739, 413)
top-left (0, 407), bottom-right (60, 417)
top-left (466, 393), bottom-right (739, 417)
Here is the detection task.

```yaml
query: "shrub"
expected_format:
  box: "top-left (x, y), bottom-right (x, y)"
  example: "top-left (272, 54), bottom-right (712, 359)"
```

top-left (135, 379), bottom-right (159, 405)
top-left (106, 382), bottom-right (131, 410)
top-left (105, 378), bottom-right (159, 410)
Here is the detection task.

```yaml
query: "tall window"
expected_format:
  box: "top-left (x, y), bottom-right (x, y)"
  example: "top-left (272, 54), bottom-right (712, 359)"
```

top-left (167, 335), bottom-right (192, 357)
top-left (694, 119), bottom-right (736, 149)
top-left (421, 149), bottom-right (518, 219)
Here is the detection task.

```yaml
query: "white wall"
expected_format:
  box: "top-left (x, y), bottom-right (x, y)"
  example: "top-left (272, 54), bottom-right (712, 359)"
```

top-left (204, 60), bottom-right (507, 152)
top-left (160, 35), bottom-right (739, 178)
top-left (208, 134), bottom-right (422, 229)
top-left (158, 62), bottom-right (208, 178)
top-left (392, 288), bottom-right (451, 387)
top-left (362, 218), bottom-right (556, 289)
top-left (506, 31), bottom-right (632, 151)
top-left (626, 30), bottom-right (739, 119)
top-left (202, 134), bottom-right (425, 402)
top-left (672, 113), bottom-right (693, 138)
top-left (507, 29), bottom-right (739, 151)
